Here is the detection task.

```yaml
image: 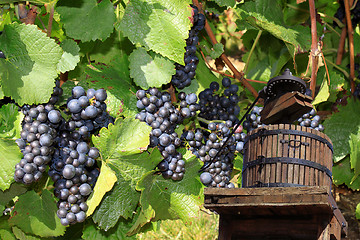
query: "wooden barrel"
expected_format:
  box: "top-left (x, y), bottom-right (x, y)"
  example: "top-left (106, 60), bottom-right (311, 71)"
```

top-left (242, 124), bottom-right (333, 192)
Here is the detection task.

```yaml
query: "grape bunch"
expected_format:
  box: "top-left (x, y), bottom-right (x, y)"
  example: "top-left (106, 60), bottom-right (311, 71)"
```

top-left (66, 86), bottom-right (114, 136)
top-left (135, 89), bottom-right (199, 180)
top-left (183, 120), bottom-right (245, 188)
top-left (334, 0), bottom-right (360, 27)
top-left (0, 50), bottom-right (5, 59)
top-left (352, 64), bottom-right (360, 99)
top-left (296, 108), bottom-right (324, 132)
top-left (171, 6), bottom-right (205, 89)
top-left (242, 106), bottom-right (266, 133)
top-left (14, 83), bottom-right (112, 226)
top-left (48, 141), bottom-right (100, 226)
top-left (198, 78), bottom-right (241, 123)
top-left (14, 82), bottom-right (64, 185)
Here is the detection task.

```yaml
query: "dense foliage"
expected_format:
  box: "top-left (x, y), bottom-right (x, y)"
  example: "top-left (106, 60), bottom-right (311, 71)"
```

top-left (1, 0), bottom-right (360, 239)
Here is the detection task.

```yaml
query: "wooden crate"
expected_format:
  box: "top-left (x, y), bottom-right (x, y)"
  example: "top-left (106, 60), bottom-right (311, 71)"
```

top-left (243, 124), bottom-right (333, 192)
top-left (204, 187), bottom-right (347, 240)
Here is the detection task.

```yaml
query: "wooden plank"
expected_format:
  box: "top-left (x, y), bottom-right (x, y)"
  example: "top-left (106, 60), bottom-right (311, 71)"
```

top-left (270, 125), bottom-right (277, 184)
top-left (305, 126), bottom-right (311, 186)
top-left (309, 127), bottom-right (316, 186)
top-left (282, 124), bottom-right (289, 184)
top-left (204, 186), bottom-right (329, 196)
top-left (276, 124), bottom-right (283, 184)
top-left (299, 126), bottom-right (306, 185)
top-left (287, 124), bottom-right (295, 184)
top-left (263, 126), bottom-right (270, 185)
top-left (293, 125), bottom-right (300, 185)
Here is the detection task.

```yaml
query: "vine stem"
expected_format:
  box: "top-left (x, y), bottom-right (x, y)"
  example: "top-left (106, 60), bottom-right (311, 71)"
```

top-left (344, 0), bottom-right (355, 93)
top-left (46, 4), bottom-right (55, 38)
top-left (244, 30), bottom-right (262, 74)
top-left (336, 27), bottom-right (347, 65)
top-left (192, 0), bottom-right (258, 98)
top-left (308, 0), bottom-right (319, 99)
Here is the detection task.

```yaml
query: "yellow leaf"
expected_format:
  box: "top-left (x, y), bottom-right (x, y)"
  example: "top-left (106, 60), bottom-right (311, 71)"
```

top-left (86, 163), bottom-right (117, 216)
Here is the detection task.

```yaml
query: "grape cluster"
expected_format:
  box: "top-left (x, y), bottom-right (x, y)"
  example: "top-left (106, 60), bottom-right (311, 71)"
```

top-left (183, 121), bottom-right (245, 188)
top-left (14, 105), bottom-right (62, 184)
top-left (0, 50), bottom-right (5, 59)
top-left (14, 83), bottom-right (112, 226)
top-left (296, 108), bottom-right (324, 132)
top-left (14, 81), bottom-right (64, 185)
top-left (135, 89), bottom-right (199, 181)
top-left (352, 64), bottom-right (360, 99)
top-left (48, 141), bottom-right (100, 226)
top-left (171, 6), bottom-right (205, 89)
top-left (242, 106), bottom-right (265, 133)
top-left (334, 0), bottom-right (360, 27)
top-left (198, 79), bottom-right (241, 123)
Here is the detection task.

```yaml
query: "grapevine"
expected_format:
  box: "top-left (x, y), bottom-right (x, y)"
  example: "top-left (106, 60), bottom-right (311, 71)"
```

top-left (0, 0), bottom-right (359, 239)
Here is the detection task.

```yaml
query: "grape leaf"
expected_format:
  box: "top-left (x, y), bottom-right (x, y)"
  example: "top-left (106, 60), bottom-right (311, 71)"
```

top-left (236, 0), bottom-right (310, 57)
top-left (8, 190), bottom-right (66, 237)
top-left (86, 163), bottom-right (117, 217)
top-left (349, 130), bottom-right (360, 183)
top-left (129, 47), bottom-right (175, 89)
top-left (0, 104), bottom-right (23, 139)
top-left (12, 227), bottom-right (41, 240)
top-left (323, 99), bottom-right (360, 162)
top-left (0, 217), bottom-right (15, 240)
top-left (0, 23), bottom-right (62, 106)
top-left (120, 0), bottom-right (192, 64)
top-left (214, 0), bottom-right (236, 7)
top-left (91, 119), bottom-right (155, 230)
top-left (0, 183), bottom-right (27, 217)
top-left (91, 149), bottom-right (162, 231)
top-left (332, 156), bottom-right (360, 191)
top-left (82, 216), bottom-right (137, 240)
top-left (56, 0), bottom-right (115, 42)
top-left (84, 63), bottom-right (138, 118)
top-left (0, 138), bottom-right (22, 191)
top-left (92, 118), bottom-right (151, 157)
top-left (356, 203), bottom-right (360, 220)
top-left (126, 206), bottom-right (155, 236)
top-left (136, 157), bottom-right (203, 223)
top-left (57, 39), bottom-right (80, 73)
top-left (210, 43), bottom-right (224, 59)
top-left (312, 76), bottom-right (329, 105)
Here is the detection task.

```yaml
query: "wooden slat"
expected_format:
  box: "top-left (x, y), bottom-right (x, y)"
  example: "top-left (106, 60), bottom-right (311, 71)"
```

top-left (282, 124), bottom-right (289, 184)
top-left (299, 126), bottom-right (306, 185)
top-left (276, 124), bottom-right (283, 183)
top-left (293, 125), bottom-right (300, 185)
top-left (270, 125), bottom-right (277, 184)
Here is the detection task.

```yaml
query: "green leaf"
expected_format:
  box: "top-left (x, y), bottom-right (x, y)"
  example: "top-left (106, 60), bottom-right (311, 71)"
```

top-left (92, 118), bottom-right (151, 157)
top-left (57, 0), bottom-right (115, 42)
top-left (214, 0), bottom-right (236, 7)
top-left (328, 70), bottom-right (346, 103)
top-left (209, 43), bottom-right (224, 59)
top-left (333, 157), bottom-right (360, 191)
top-left (8, 190), bottom-right (66, 237)
top-left (0, 216), bottom-right (15, 240)
top-left (126, 206), bottom-right (155, 236)
top-left (312, 76), bottom-right (329, 105)
top-left (84, 63), bottom-right (138, 118)
top-left (236, 0), bottom-right (310, 57)
top-left (129, 47), bottom-right (175, 89)
top-left (92, 149), bottom-right (162, 230)
top-left (0, 23), bottom-right (62, 105)
top-left (12, 226), bottom-right (41, 240)
top-left (349, 130), bottom-right (360, 183)
top-left (86, 163), bottom-right (117, 217)
top-left (120, 0), bottom-right (192, 64)
top-left (0, 104), bottom-right (23, 139)
top-left (324, 99), bottom-right (360, 162)
top-left (57, 39), bottom-right (80, 73)
top-left (82, 217), bottom-right (137, 240)
top-left (356, 203), bottom-right (360, 220)
top-left (136, 157), bottom-right (203, 223)
top-left (0, 138), bottom-right (22, 191)
top-left (0, 183), bottom-right (27, 217)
